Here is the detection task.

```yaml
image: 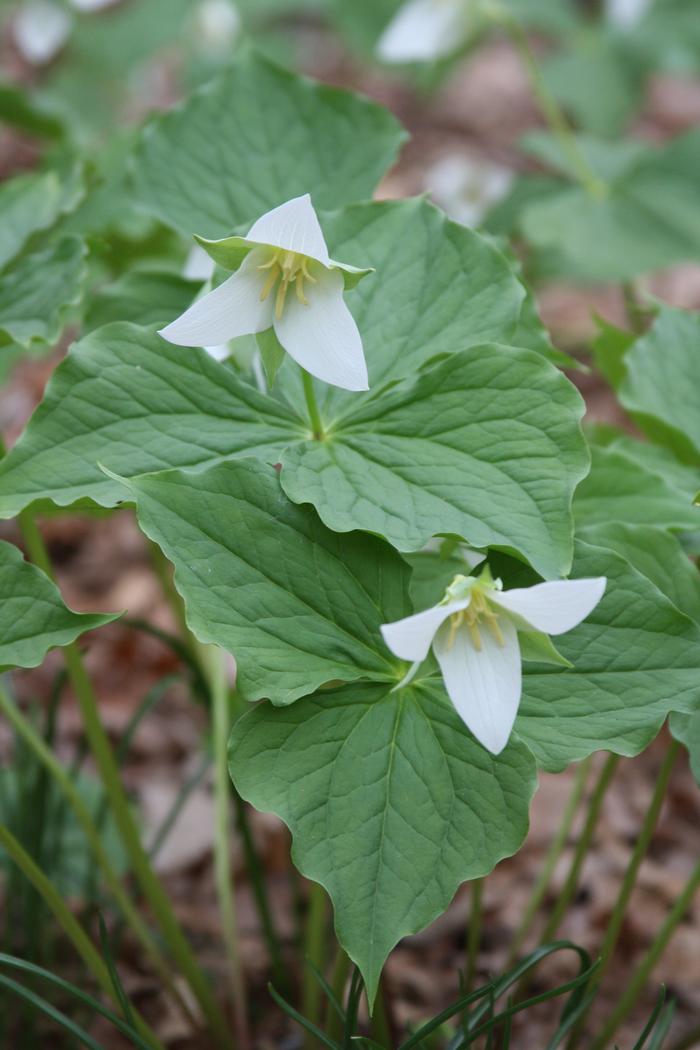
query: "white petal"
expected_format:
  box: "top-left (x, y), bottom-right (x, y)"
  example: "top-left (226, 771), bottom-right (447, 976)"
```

top-left (434, 616), bottom-right (521, 755)
top-left (183, 244), bottom-right (216, 281)
top-left (273, 267), bottom-right (368, 391)
top-left (203, 344), bottom-right (231, 361)
top-left (14, 1), bottom-right (72, 64)
top-left (159, 249), bottom-right (274, 347)
top-left (377, 0), bottom-right (467, 63)
top-left (490, 577), bottom-right (607, 636)
top-left (246, 195), bottom-right (331, 266)
top-left (381, 597), bottom-right (471, 663)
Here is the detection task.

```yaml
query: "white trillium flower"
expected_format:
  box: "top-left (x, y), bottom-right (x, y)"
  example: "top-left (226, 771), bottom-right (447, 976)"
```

top-left (160, 194), bottom-right (370, 392)
top-left (426, 154), bottom-right (514, 228)
top-left (13, 1), bottom-right (72, 64)
top-left (605, 0), bottom-right (652, 30)
top-left (381, 568), bottom-right (606, 755)
top-left (193, 0), bottom-right (241, 57)
top-left (377, 0), bottom-right (472, 64)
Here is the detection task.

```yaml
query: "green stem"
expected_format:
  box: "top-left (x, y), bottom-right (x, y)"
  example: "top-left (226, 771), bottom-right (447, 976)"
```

top-left (465, 878), bottom-right (484, 996)
top-left (233, 787), bottom-right (287, 991)
top-left (326, 948), bottom-right (352, 1043)
top-left (302, 369), bottom-right (324, 440)
top-left (302, 881), bottom-right (329, 1049)
top-left (0, 686), bottom-right (196, 1029)
top-left (569, 743), bottom-right (680, 1048)
top-left (0, 825), bottom-right (163, 1050)
top-left (201, 644), bottom-right (250, 1048)
top-left (507, 757), bottom-right (591, 966)
top-left (538, 754), bottom-right (620, 946)
top-left (591, 857), bottom-right (700, 1050)
top-left (18, 512), bottom-right (232, 1049)
top-left (495, 8), bottom-right (607, 199)
top-left (371, 976), bottom-right (394, 1047)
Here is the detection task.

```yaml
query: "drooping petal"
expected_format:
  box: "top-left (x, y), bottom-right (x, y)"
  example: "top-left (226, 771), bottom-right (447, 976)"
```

top-left (273, 267), bottom-right (369, 391)
top-left (14, 1), bottom-right (72, 64)
top-left (490, 577), bottom-right (607, 636)
top-left (381, 597), bottom-right (471, 663)
top-left (160, 249), bottom-right (274, 348)
top-left (377, 0), bottom-right (468, 64)
top-left (245, 194), bottom-right (331, 266)
top-left (433, 615), bottom-right (521, 755)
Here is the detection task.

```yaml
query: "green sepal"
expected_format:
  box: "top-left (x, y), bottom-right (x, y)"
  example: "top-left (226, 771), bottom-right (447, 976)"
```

top-left (518, 630), bottom-right (573, 668)
top-left (256, 328), bottom-right (286, 389)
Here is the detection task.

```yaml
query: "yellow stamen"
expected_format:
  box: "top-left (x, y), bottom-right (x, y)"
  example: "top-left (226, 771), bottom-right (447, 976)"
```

top-left (445, 585), bottom-right (506, 654)
top-left (256, 248), bottom-right (316, 318)
top-left (446, 610), bottom-right (464, 650)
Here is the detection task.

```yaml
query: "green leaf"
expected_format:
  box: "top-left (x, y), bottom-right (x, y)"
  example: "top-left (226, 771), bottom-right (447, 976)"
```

top-left (579, 523), bottom-right (700, 626)
top-left (133, 50), bottom-right (407, 238)
top-left (229, 679), bottom-right (536, 1002)
top-left (590, 315), bottom-right (635, 390)
top-left (0, 166), bottom-right (83, 272)
top-left (314, 198), bottom-right (525, 407)
top-left (405, 542), bottom-right (484, 610)
top-left (0, 540), bottom-right (116, 669)
top-left (669, 711), bottom-right (700, 787)
top-left (620, 306), bottom-right (700, 463)
top-left (0, 770), bottom-right (127, 895)
top-left (0, 324), bottom-right (301, 517)
top-left (0, 237), bottom-right (88, 350)
top-left (281, 344), bottom-right (588, 579)
top-left (517, 539), bottom-right (700, 770)
top-left (519, 130), bottom-right (700, 281)
top-left (542, 32), bottom-right (644, 137)
top-left (573, 445), bottom-right (699, 533)
top-left (84, 272), bottom-right (202, 333)
top-left (120, 459), bottom-right (410, 705)
top-left (0, 83), bottom-right (65, 140)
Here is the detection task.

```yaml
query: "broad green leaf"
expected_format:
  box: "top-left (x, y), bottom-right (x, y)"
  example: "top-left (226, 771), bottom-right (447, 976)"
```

top-left (0, 324), bottom-right (301, 517)
top-left (517, 540), bottom-right (700, 770)
top-left (519, 131), bottom-right (700, 281)
top-left (607, 435), bottom-right (699, 506)
top-left (542, 33), bottom-right (644, 137)
top-left (290, 198), bottom-right (526, 416)
top-left (133, 50), bottom-right (407, 238)
top-left (120, 459), bottom-right (410, 705)
top-left (620, 307), bottom-right (700, 462)
top-left (281, 344), bottom-right (588, 579)
top-left (406, 543), bottom-right (484, 610)
top-left (669, 711), bottom-right (700, 786)
top-left (229, 679), bottom-right (536, 1002)
top-left (580, 523), bottom-right (700, 625)
top-left (84, 272), bottom-right (202, 333)
top-left (0, 166), bottom-right (83, 272)
top-left (0, 237), bottom-right (88, 350)
top-left (0, 540), bottom-right (116, 669)
top-left (573, 445), bottom-right (699, 533)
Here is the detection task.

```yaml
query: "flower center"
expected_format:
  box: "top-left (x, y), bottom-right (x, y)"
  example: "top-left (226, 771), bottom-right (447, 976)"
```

top-left (258, 249), bottom-right (318, 319)
top-left (447, 586), bottom-right (504, 652)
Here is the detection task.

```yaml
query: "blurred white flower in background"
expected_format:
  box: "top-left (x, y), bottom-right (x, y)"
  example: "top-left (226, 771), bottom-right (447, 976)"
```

top-left (192, 0), bottom-right (241, 58)
top-left (425, 153), bottom-right (514, 227)
top-left (13, 0), bottom-right (119, 65)
top-left (377, 0), bottom-right (472, 63)
top-left (13, 1), bottom-right (71, 64)
top-left (605, 0), bottom-right (652, 30)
